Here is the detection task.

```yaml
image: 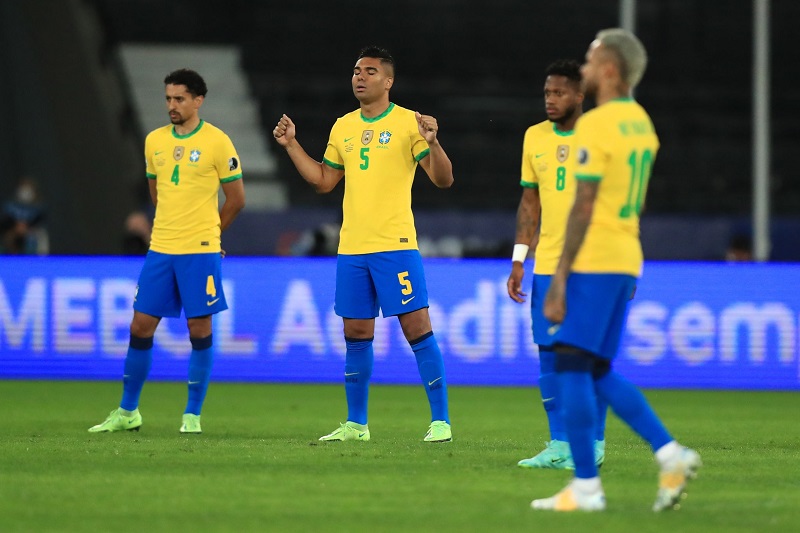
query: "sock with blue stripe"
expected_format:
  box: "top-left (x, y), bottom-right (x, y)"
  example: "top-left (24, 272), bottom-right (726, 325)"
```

top-left (594, 370), bottom-right (672, 451)
top-left (184, 335), bottom-right (214, 416)
top-left (120, 335), bottom-right (153, 411)
top-left (538, 348), bottom-right (566, 441)
top-left (411, 332), bottom-right (450, 424)
top-left (344, 337), bottom-right (374, 425)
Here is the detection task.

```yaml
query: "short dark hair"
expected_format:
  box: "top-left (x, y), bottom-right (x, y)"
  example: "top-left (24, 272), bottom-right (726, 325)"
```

top-left (357, 46), bottom-right (395, 74)
top-left (544, 59), bottom-right (582, 87)
top-left (164, 69), bottom-right (208, 97)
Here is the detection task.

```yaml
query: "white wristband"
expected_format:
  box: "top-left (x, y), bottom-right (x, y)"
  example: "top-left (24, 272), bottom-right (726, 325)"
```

top-left (512, 244), bottom-right (529, 263)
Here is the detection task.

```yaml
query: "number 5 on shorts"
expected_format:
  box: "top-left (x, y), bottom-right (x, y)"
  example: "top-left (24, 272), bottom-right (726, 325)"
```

top-left (398, 271), bottom-right (413, 295)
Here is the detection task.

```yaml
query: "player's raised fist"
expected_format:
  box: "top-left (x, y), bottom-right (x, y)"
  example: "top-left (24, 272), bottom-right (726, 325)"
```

top-left (272, 114), bottom-right (296, 146)
top-left (415, 111), bottom-right (438, 143)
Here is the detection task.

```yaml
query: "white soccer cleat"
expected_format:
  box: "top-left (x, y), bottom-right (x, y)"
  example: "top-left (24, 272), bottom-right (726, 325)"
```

top-left (653, 446), bottom-right (702, 512)
top-left (531, 481), bottom-right (606, 512)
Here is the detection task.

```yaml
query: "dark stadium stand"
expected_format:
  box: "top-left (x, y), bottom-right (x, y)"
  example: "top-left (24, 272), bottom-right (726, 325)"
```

top-left (94, 0), bottom-right (798, 217)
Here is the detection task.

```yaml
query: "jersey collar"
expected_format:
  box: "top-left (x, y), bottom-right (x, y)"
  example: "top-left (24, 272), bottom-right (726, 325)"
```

top-left (360, 102), bottom-right (395, 123)
top-left (551, 122), bottom-right (575, 137)
top-left (171, 119), bottom-right (205, 139)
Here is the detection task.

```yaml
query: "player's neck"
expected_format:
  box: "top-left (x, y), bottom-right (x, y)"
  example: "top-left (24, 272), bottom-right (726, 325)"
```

top-left (557, 111), bottom-right (581, 133)
top-left (360, 97), bottom-right (391, 119)
top-left (174, 115), bottom-right (201, 136)
top-left (596, 80), bottom-right (630, 106)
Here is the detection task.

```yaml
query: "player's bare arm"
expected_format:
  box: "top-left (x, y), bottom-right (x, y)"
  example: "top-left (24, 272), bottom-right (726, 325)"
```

top-left (416, 111), bottom-right (454, 188)
top-left (272, 114), bottom-right (345, 194)
top-left (544, 180), bottom-right (598, 323)
top-left (219, 178), bottom-right (245, 232)
top-left (148, 178), bottom-right (158, 208)
top-left (507, 187), bottom-right (541, 303)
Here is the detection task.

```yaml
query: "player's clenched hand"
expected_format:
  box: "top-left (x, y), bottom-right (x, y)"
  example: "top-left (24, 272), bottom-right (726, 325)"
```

top-left (272, 114), bottom-right (296, 147)
top-left (415, 111), bottom-right (439, 144)
top-left (507, 263), bottom-right (527, 303)
top-left (543, 276), bottom-right (566, 324)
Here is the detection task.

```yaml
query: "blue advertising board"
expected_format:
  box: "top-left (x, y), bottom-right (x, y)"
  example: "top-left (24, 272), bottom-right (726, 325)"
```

top-left (1, 257), bottom-right (798, 389)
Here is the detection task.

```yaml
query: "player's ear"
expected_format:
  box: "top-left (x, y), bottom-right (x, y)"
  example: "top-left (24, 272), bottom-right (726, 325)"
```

top-left (385, 76), bottom-right (394, 90)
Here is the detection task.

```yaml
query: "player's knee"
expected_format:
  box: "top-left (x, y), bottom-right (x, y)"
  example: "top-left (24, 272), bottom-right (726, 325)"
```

top-left (399, 308), bottom-right (432, 341)
top-left (130, 314), bottom-right (159, 338)
top-left (187, 316), bottom-right (212, 338)
top-left (343, 318), bottom-right (375, 339)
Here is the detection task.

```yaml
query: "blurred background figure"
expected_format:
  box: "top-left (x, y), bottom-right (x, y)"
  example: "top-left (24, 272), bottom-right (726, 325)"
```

top-left (121, 210), bottom-right (152, 255)
top-left (725, 233), bottom-right (753, 262)
top-left (0, 176), bottom-right (49, 255)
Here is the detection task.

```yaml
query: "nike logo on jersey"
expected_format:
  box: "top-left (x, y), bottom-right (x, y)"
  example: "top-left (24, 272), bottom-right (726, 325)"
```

top-left (207, 298), bottom-right (220, 306)
top-left (344, 137), bottom-right (355, 142)
top-left (155, 151), bottom-right (164, 155)
top-left (547, 325), bottom-right (560, 335)
top-left (542, 397), bottom-right (555, 403)
top-left (344, 372), bottom-right (359, 376)
top-left (535, 152), bottom-right (546, 158)
top-left (401, 296), bottom-right (416, 305)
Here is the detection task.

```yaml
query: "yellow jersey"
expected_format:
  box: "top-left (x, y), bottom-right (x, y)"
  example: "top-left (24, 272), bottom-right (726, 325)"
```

top-left (572, 98), bottom-right (659, 276)
top-left (144, 120), bottom-right (242, 254)
top-left (322, 103), bottom-right (429, 254)
top-left (520, 121), bottom-right (577, 274)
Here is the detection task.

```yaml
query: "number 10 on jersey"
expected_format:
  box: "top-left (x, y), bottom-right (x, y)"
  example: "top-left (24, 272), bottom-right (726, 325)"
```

top-left (620, 149), bottom-right (653, 218)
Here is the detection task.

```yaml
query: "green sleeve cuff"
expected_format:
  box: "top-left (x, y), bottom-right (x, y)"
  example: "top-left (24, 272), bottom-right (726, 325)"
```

top-left (576, 174), bottom-right (602, 182)
top-left (146, 173), bottom-right (157, 180)
top-left (414, 148), bottom-right (430, 162)
top-left (520, 181), bottom-right (538, 188)
top-left (323, 158), bottom-right (344, 170)
top-left (220, 174), bottom-right (242, 183)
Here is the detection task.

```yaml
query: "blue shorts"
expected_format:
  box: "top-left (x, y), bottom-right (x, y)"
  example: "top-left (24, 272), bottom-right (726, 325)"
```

top-left (133, 251), bottom-right (228, 319)
top-left (530, 274), bottom-right (557, 348)
top-left (551, 273), bottom-right (636, 360)
top-left (335, 250), bottom-right (429, 318)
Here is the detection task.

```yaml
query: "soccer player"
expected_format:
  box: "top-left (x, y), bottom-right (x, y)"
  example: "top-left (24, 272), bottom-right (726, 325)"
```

top-left (531, 29), bottom-right (701, 512)
top-left (272, 46), bottom-right (454, 443)
top-left (507, 60), bottom-right (607, 470)
top-left (89, 69), bottom-right (245, 434)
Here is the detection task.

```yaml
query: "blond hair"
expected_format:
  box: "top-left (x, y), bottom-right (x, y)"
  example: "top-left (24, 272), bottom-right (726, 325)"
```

top-left (596, 28), bottom-right (648, 89)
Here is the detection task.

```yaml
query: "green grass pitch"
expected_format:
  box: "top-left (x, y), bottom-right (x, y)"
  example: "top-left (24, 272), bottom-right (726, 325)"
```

top-left (1, 381), bottom-right (798, 532)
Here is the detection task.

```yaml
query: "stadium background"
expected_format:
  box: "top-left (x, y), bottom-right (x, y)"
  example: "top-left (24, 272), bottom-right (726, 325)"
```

top-left (1, 0), bottom-right (799, 390)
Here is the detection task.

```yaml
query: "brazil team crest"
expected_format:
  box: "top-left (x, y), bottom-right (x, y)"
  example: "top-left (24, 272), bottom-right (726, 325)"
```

top-left (173, 146), bottom-right (185, 161)
top-left (190, 149), bottom-right (201, 162)
top-left (361, 130), bottom-right (374, 145)
top-left (379, 131), bottom-right (392, 145)
top-left (557, 145), bottom-right (569, 163)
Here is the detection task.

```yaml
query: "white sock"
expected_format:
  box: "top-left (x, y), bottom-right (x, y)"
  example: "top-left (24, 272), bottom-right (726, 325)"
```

top-left (119, 408), bottom-right (135, 416)
top-left (572, 476), bottom-right (602, 494)
top-left (655, 440), bottom-right (681, 465)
